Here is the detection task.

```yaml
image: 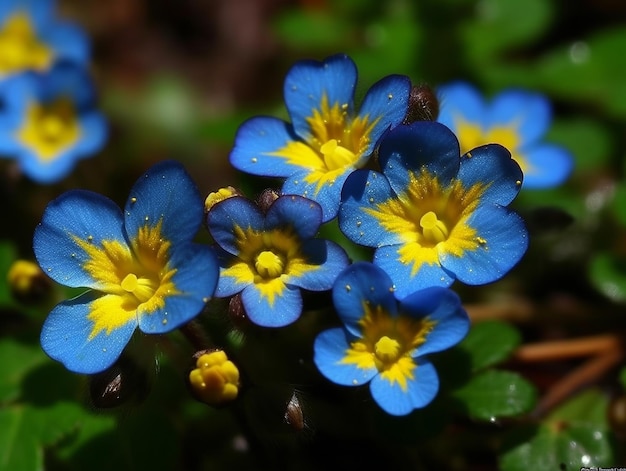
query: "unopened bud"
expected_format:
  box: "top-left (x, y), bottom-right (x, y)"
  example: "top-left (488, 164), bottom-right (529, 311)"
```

top-left (403, 83), bottom-right (439, 124)
top-left (188, 350), bottom-right (240, 406)
top-left (205, 186), bottom-right (240, 213)
top-left (7, 259), bottom-right (52, 303)
top-left (256, 188), bottom-right (280, 213)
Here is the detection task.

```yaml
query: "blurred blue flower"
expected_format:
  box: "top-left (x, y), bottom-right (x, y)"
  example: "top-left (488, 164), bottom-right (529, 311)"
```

top-left (0, 62), bottom-right (107, 183)
top-left (437, 81), bottom-right (573, 189)
top-left (229, 53), bottom-right (411, 222)
top-left (0, 0), bottom-right (89, 79)
top-left (339, 121), bottom-right (528, 298)
top-left (207, 194), bottom-right (349, 327)
top-left (314, 262), bottom-right (469, 416)
top-left (34, 160), bottom-right (218, 374)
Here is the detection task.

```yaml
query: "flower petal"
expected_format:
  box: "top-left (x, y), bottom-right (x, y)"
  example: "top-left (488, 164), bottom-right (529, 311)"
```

top-left (283, 54), bottom-right (357, 141)
top-left (124, 160), bottom-right (203, 246)
top-left (369, 359), bottom-right (439, 415)
top-left (356, 74), bottom-right (411, 156)
top-left (229, 116), bottom-right (304, 177)
top-left (332, 262), bottom-right (397, 337)
top-left (373, 244), bottom-right (455, 297)
top-left (40, 291), bottom-right (137, 374)
top-left (265, 195), bottom-right (322, 239)
top-left (207, 196), bottom-right (264, 256)
top-left (457, 144), bottom-right (524, 206)
top-left (378, 121), bottom-right (460, 197)
top-left (313, 327), bottom-right (377, 387)
top-left (437, 81), bottom-right (487, 130)
top-left (33, 190), bottom-right (125, 289)
top-left (282, 169), bottom-right (348, 222)
top-left (339, 169), bottom-right (404, 247)
top-left (520, 144), bottom-right (573, 189)
top-left (488, 89), bottom-right (551, 146)
top-left (399, 287), bottom-right (469, 356)
top-left (289, 239), bottom-right (349, 291)
top-left (137, 243), bottom-right (218, 334)
top-left (439, 204), bottom-right (528, 285)
top-left (241, 281), bottom-right (303, 327)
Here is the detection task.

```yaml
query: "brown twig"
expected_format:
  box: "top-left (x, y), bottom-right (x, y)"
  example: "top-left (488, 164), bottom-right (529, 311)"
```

top-left (512, 333), bottom-right (625, 363)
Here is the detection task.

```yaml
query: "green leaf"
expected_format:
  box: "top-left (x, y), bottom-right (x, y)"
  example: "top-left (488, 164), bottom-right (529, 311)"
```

top-left (273, 10), bottom-right (351, 50)
top-left (0, 406), bottom-right (41, 471)
top-left (500, 389), bottom-right (615, 470)
top-left (0, 241), bottom-right (18, 307)
top-left (588, 252), bottom-right (626, 303)
top-left (461, 0), bottom-right (553, 62)
top-left (0, 339), bottom-right (48, 404)
top-left (610, 182), bottom-right (626, 228)
top-left (451, 370), bottom-right (537, 420)
top-left (457, 320), bottom-right (522, 372)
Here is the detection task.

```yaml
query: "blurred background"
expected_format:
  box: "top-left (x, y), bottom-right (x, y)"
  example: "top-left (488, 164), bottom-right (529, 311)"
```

top-left (3, 0), bottom-right (626, 470)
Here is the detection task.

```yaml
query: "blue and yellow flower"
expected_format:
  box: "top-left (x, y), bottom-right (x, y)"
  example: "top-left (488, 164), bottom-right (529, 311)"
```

top-left (0, 62), bottom-right (107, 183)
top-left (314, 262), bottom-right (469, 416)
top-left (0, 0), bottom-right (89, 79)
top-left (34, 160), bottom-right (218, 374)
top-left (206, 194), bottom-right (349, 327)
top-left (339, 121), bottom-right (528, 297)
top-left (437, 81), bottom-right (573, 189)
top-left (229, 54), bottom-right (411, 222)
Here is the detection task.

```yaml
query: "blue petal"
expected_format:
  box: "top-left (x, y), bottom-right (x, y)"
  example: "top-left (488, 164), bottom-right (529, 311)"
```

top-left (38, 62), bottom-right (96, 106)
top-left (439, 205), bottom-right (528, 285)
top-left (437, 81), bottom-right (487, 130)
top-left (290, 239), bottom-right (349, 291)
top-left (399, 287), bottom-right (469, 356)
top-left (0, 0), bottom-right (54, 34)
top-left (457, 144), bottom-right (523, 206)
top-left (487, 89), bottom-right (551, 146)
top-left (41, 23), bottom-right (90, 67)
top-left (125, 160), bottom-right (203, 246)
top-left (33, 190), bottom-right (126, 289)
top-left (378, 121), bottom-right (460, 197)
top-left (229, 116), bottom-right (303, 177)
top-left (265, 195), bottom-right (322, 239)
top-left (207, 196), bottom-right (264, 256)
top-left (241, 282), bottom-right (303, 327)
top-left (283, 54), bottom-right (357, 141)
top-left (369, 359), bottom-right (439, 415)
top-left (339, 169), bottom-right (404, 247)
top-left (137, 243), bottom-right (218, 334)
top-left (332, 262), bottom-right (397, 337)
top-left (356, 74), bottom-right (411, 156)
top-left (373, 244), bottom-right (455, 298)
top-left (40, 291), bottom-right (137, 374)
top-left (313, 327), bottom-right (377, 387)
top-left (520, 144), bottom-right (573, 189)
top-left (282, 169), bottom-right (349, 223)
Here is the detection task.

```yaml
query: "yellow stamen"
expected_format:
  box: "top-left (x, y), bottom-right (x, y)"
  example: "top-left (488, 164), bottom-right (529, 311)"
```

top-left (255, 250), bottom-right (284, 279)
top-left (375, 335), bottom-right (401, 364)
top-left (419, 211), bottom-right (449, 244)
top-left (320, 138), bottom-right (356, 170)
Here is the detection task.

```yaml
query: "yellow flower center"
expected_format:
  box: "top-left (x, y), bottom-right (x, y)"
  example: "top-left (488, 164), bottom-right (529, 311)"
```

top-left (16, 99), bottom-right (81, 161)
top-left (0, 12), bottom-right (54, 74)
top-left (120, 272), bottom-right (158, 303)
top-left (419, 211), bottom-right (450, 244)
top-left (374, 335), bottom-right (401, 364)
top-left (255, 250), bottom-right (285, 279)
top-left (320, 138), bottom-right (356, 171)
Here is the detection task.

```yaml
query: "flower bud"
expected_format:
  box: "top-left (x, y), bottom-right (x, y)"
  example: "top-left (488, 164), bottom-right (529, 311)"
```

top-left (88, 355), bottom-right (150, 409)
top-left (7, 259), bottom-right (52, 304)
top-left (255, 188), bottom-right (280, 213)
top-left (188, 349), bottom-right (240, 406)
top-left (403, 83), bottom-right (439, 123)
top-left (204, 186), bottom-right (240, 213)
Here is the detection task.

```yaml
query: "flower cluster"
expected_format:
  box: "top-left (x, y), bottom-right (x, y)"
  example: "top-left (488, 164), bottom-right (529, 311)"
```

top-left (35, 52), bottom-right (557, 417)
top-left (0, 0), bottom-right (106, 183)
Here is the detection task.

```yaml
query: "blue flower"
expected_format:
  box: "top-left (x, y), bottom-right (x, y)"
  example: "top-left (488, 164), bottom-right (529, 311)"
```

top-left (0, 62), bottom-right (107, 183)
top-left (206, 194), bottom-right (349, 327)
top-left (314, 262), bottom-right (469, 416)
top-left (34, 160), bottom-right (218, 374)
top-left (339, 121), bottom-right (528, 298)
top-left (437, 81), bottom-right (573, 189)
top-left (0, 0), bottom-right (89, 79)
top-left (229, 54), bottom-right (411, 222)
